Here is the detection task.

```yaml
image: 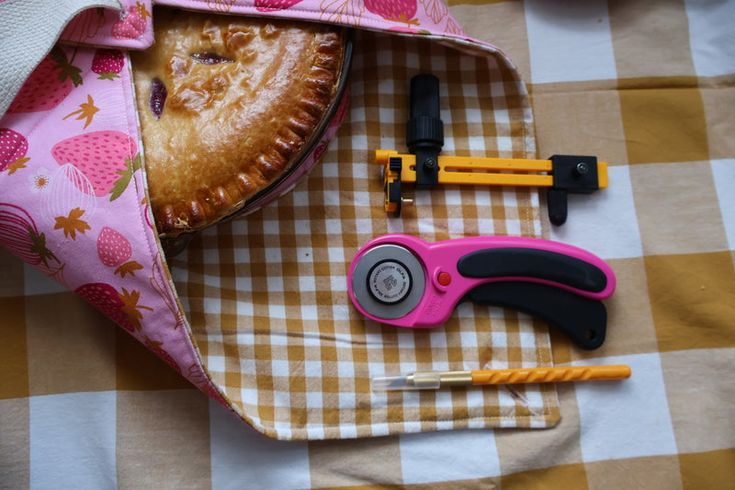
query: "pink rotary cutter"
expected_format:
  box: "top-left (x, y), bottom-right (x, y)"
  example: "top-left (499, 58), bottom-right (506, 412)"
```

top-left (347, 235), bottom-right (616, 349)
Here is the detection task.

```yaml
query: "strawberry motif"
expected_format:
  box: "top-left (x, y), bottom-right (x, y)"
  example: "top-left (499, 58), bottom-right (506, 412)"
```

top-left (75, 283), bottom-right (151, 332)
top-left (92, 49), bottom-right (124, 80)
top-left (365, 0), bottom-right (419, 25)
top-left (97, 227), bottom-right (143, 277)
top-left (51, 131), bottom-right (140, 200)
top-left (97, 227), bottom-right (131, 266)
top-left (255, 0), bottom-right (303, 11)
top-left (0, 129), bottom-right (29, 173)
top-left (0, 203), bottom-right (59, 268)
top-left (144, 337), bottom-right (181, 374)
top-left (8, 47), bottom-right (82, 113)
top-left (111, 5), bottom-right (147, 39)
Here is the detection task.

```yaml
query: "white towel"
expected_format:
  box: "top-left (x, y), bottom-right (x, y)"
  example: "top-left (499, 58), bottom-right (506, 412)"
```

top-left (0, 0), bottom-right (121, 119)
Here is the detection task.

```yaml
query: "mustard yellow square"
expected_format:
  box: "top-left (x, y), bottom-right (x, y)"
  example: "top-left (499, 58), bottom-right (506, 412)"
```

top-left (500, 463), bottom-right (588, 490)
top-left (532, 82), bottom-right (628, 166)
top-left (116, 391), bottom-right (211, 488)
top-left (308, 437), bottom-right (403, 488)
top-left (116, 328), bottom-right (195, 391)
top-left (586, 455), bottom-right (682, 490)
top-left (0, 398), bottom-right (29, 487)
top-left (0, 297), bottom-right (28, 399)
top-left (450, 0), bottom-right (531, 81)
top-left (574, 258), bottom-right (658, 360)
top-left (661, 348), bottom-right (735, 454)
top-left (609, 0), bottom-right (695, 79)
top-left (619, 82), bottom-right (709, 164)
top-left (496, 385), bottom-right (582, 473)
top-left (679, 449), bottom-right (735, 490)
top-left (631, 161), bottom-right (728, 255)
top-left (25, 294), bottom-right (116, 396)
top-left (645, 252), bottom-right (735, 352)
top-left (0, 249), bottom-right (23, 297)
top-left (701, 85), bottom-right (735, 160)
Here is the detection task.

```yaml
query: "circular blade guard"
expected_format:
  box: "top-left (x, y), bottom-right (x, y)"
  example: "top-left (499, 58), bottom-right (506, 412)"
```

top-left (350, 244), bottom-right (425, 320)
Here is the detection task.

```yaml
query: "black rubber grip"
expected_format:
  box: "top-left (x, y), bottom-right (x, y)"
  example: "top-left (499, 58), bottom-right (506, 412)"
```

top-left (468, 282), bottom-right (607, 349)
top-left (457, 248), bottom-right (607, 293)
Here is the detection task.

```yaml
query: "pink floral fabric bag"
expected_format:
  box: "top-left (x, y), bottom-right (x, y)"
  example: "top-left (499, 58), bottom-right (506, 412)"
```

top-left (0, 0), bottom-right (549, 440)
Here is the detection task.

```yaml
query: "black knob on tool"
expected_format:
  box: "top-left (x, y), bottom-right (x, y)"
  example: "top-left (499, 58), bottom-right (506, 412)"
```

top-left (407, 74), bottom-right (444, 188)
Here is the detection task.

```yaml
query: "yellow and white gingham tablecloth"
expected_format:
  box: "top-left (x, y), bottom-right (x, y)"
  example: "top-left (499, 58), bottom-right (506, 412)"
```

top-left (1, 0), bottom-right (734, 488)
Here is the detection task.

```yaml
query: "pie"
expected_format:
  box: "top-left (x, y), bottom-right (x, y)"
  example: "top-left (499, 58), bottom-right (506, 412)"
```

top-left (131, 8), bottom-right (346, 237)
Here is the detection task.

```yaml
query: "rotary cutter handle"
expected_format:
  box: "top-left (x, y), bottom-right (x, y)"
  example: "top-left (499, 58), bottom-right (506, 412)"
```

top-left (348, 235), bottom-right (616, 349)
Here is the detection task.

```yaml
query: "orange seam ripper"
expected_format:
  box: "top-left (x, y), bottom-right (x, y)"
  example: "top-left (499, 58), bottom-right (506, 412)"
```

top-left (372, 365), bottom-right (631, 391)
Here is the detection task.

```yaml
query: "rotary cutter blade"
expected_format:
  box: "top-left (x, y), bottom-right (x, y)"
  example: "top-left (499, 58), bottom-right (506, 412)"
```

top-left (348, 234), bottom-right (617, 349)
top-left (350, 244), bottom-right (425, 320)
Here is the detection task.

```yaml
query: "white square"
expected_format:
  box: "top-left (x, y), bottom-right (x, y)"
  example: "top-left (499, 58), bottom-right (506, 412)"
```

top-left (685, 0), bottom-right (735, 77)
top-left (30, 392), bottom-right (116, 489)
top-left (550, 165), bottom-right (643, 259)
top-left (321, 162), bottom-right (338, 178)
top-left (497, 136), bottom-right (513, 152)
top-left (207, 355), bottom-right (226, 372)
top-left (525, 0), bottom-right (617, 83)
top-left (574, 353), bottom-right (678, 461)
top-left (378, 107), bottom-right (394, 122)
top-left (300, 303), bottom-right (317, 321)
top-left (711, 159), bottom-right (735, 249)
top-left (298, 275), bottom-right (316, 292)
top-left (233, 246), bottom-right (250, 264)
top-left (468, 135), bottom-right (486, 151)
top-left (466, 108), bottom-right (482, 123)
top-left (235, 276), bottom-right (252, 292)
top-left (352, 133), bottom-right (368, 150)
top-left (209, 401), bottom-right (311, 490)
top-left (268, 303), bottom-right (286, 319)
top-left (236, 299), bottom-right (253, 316)
top-left (264, 247), bottom-right (281, 263)
top-left (263, 220), bottom-right (279, 235)
top-left (327, 247), bottom-right (344, 262)
top-left (266, 275), bottom-right (283, 292)
top-left (203, 272), bottom-right (221, 288)
top-left (23, 264), bottom-right (67, 296)
top-left (400, 430), bottom-right (501, 484)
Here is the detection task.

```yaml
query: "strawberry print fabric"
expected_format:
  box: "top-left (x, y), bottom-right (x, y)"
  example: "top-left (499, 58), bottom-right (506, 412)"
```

top-left (0, 45), bottom-right (223, 406)
top-left (60, 0), bottom-right (155, 50)
top-left (0, 0), bottom-right (543, 439)
top-left (157, 0), bottom-right (463, 35)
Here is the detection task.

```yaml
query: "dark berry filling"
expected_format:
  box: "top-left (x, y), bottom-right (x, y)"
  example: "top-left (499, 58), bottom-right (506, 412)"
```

top-left (190, 52), bottom-right (234, 64)
top-left (149, 78), bottom-right (167, 119)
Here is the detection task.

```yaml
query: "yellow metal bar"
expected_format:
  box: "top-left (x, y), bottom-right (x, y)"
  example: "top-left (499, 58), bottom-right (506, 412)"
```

top-left (375, 149), bottom-right (608, 189)
top-left (376, 150), bottom-right (556, 188)
top-left (441, 154), bottom-right (552, 172)
top-left (438, 170), bottom-right (553, 187)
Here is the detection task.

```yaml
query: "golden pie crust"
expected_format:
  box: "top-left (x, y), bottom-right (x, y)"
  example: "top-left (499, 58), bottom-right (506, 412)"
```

top-left (131, 8), bottom-right (345, 236)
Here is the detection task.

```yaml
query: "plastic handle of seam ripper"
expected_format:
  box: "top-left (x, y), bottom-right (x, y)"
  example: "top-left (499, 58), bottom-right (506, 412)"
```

top-left (470, 365), bottom-right (631, 385)
top-left (371, 365), bottom-right (631, 391)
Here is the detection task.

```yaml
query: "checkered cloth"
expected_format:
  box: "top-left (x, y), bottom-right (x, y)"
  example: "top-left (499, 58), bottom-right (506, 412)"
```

top-left (1, 0), bottom-right (734, 488)
top-left (167, 29), bottom-right (556, 440)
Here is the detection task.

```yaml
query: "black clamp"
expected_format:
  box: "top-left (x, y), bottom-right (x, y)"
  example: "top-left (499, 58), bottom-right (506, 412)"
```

top-left (547, 155), bottom-right (603, 226)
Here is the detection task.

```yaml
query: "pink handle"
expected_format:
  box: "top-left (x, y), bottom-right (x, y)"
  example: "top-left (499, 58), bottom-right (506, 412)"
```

top-left (347, 234), bottom-right (616, 328)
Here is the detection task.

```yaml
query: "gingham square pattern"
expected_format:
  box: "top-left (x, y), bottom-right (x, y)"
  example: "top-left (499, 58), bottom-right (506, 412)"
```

top-left (168, 29), bottom-right (558, 439)
top-left (1, 0), bottom-right (734, 488)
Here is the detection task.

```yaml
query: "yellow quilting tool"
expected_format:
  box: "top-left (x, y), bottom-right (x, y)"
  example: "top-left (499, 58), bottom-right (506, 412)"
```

top-left (372, 365), bottom-right (631, 391)
top-left (381, 74), bottom-right (609, 225)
